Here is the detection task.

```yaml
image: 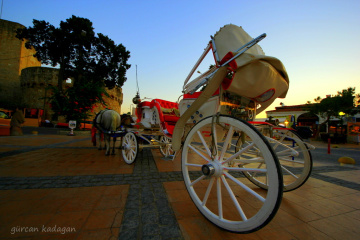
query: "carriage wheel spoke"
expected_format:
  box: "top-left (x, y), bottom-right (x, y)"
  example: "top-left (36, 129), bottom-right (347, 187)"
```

top-left (217, 177), bottom-right (223, 219)
top-left (278, 157), bottom-right (304, 164)
top-left (222, 142), bottom-right (255, 165)
top-left (188, 144), bottom-right (211, 163)
top-left (225, 172), bottom-right (265, 202)
top-left (281, 165), bottom-right (299, 179)
top-left (197, 130), bottom-right (212, 157)
top-left (190, 175), bottom-right (206, 186)
top-left (202, 177), bottom-right (215, 206)
top-left (272, 133), bottom-right (287, 150)
top-left (225, 167), bottom-right (267, 173)
top-left (212, 123), bottom-right (219, 159)
top-left (221, 175), bottom-right (247, 221)
top-left (219, 126), bottom-right (234, 162)
top-left (185, 163), bottom-right (203, 168)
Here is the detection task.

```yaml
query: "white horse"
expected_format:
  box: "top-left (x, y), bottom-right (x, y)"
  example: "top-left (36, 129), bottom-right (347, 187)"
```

top-left (92, 109), bottom-right (121, 155)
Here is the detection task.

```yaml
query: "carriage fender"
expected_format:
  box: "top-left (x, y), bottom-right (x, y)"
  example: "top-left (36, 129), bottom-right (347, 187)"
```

top-left (172, 66), bottom-right (228, 151)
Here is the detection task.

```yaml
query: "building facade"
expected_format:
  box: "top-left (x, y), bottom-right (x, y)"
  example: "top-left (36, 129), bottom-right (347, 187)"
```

top-left (265, 104), bottom-right (320, 128)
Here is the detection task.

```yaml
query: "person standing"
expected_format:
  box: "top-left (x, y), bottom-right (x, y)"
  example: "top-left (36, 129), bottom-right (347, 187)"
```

top-left (10, 107), bottom-right (25, 136)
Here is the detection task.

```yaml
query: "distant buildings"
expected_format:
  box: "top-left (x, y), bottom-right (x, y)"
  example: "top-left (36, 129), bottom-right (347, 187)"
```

top-left (266, 103), bottom-right (360, 143)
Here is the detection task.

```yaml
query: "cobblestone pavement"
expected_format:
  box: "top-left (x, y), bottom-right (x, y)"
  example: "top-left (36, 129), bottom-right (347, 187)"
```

top-left (0, 135), bottom-right (359, 239)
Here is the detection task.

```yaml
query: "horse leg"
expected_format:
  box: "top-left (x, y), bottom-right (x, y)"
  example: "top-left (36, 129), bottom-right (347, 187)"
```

top-left (101, 132), bottom-right (106, 150)
top-left (105, 134), bottom-right (110, 155)
top-left (111, 137), bottom-right (116, 155)
top-left (97, 131), bottom-right (102, 150)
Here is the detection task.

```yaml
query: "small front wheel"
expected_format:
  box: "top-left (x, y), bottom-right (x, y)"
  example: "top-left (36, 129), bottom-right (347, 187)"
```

top-left (159, 135), bottom-right (174, 157)
top-left (122, 132), bottom-right (138, 164)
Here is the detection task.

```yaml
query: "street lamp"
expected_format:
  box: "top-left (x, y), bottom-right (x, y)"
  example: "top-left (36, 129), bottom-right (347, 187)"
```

top-left (284, 119), bottom-right (289, 127)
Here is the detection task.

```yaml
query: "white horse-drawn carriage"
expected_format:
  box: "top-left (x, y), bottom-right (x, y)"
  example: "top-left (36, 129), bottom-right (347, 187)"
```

top-left (97, 24), bottom-right (314, 233)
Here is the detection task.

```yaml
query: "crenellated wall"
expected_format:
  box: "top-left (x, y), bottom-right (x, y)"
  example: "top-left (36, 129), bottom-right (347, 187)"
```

top-left (21, 66), bottom-right (59, 88)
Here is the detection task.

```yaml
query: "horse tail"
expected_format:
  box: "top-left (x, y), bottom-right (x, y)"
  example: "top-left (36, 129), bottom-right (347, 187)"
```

top-left (111, 111), bottom-right (118, 132)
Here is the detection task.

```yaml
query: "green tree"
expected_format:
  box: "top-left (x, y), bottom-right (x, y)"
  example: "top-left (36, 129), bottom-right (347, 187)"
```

top-left (15, 15), bottom-right (131, 125)
top-left (308, 87), bottom-right (359, 136)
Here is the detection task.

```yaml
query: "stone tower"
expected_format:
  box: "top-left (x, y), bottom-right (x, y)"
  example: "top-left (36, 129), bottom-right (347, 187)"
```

top-left (0, 19), bottom-right (41, 106)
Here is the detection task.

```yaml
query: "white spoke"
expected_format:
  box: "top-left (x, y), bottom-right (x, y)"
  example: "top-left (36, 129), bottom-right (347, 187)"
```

top-left (225, 172), bottom-right (265, 203)
top-left (228, 158), bottom-right (264, 164)
top-left (278, 158), bottom-right (304, 164)
top-left (190, 175), bottom-right (206, 186)
top-left (281, 165), bottom-right (299, 179)
top-left (251, 162), bottom-right (264, 178)
top-left (212, 123), bottom-right (219, 159)
top-left (222, 142), bottom-right (255, 165)
top-left (221, 175), bottom-right (247, 221)
top-left (188, 144), bottom-right (211, 162)
top-left (275, 148), bottom-right (298, 157)
top-left (219, 126), bottom-right (234, 162)
top-left (197, 130), bottom-right (212, 157)
top-left (271, 134), bottom-right (287, 150)
top-left (185, 163), bottom-right (203, 168)
top-left (217, 177), bottom-right (223, 219)
top-left (202, 177), bottom-right (215, 206)
top-left (225, 167), bottom-right (267, 173)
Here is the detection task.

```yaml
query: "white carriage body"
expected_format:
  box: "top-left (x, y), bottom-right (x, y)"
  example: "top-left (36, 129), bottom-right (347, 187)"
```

top-left (133, 24), bottom-right (290, 139)
top-left (180, 24), bottom-right (289, 124)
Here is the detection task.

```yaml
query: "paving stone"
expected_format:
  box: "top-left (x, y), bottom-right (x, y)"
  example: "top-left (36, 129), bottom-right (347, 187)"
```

top-left (1, 136), bottom-right (359, 240)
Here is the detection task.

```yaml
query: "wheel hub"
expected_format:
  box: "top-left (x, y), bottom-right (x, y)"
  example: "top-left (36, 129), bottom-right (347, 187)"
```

top-left (201, 161), bottom-right (223, 177)
top-left (124, 143), bottom-right (130, 150)
top-left (202, 164), bottom-right (215, 176)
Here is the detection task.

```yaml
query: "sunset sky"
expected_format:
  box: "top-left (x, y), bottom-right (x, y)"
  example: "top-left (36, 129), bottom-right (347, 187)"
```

top-left (3, 0), bottom-right (360, 118)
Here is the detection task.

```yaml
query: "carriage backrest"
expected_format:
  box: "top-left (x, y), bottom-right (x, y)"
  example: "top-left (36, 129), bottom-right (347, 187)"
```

top-left (151, 99), bottom-right (179, 123)
top-left (213, 24), bottom-right (265, 61)
top-left (151, 99), bottom-right (179, 110)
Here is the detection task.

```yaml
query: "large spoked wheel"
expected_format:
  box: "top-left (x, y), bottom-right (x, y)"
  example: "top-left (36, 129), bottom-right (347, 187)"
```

top-left (122, 132), bottom-right (138, 164)
top-left (159, 135), bottom-right (174, 157)
top-left (241, 129), bottom-right (312, 192)
top-left (182, 115), bottom-right (283, 233)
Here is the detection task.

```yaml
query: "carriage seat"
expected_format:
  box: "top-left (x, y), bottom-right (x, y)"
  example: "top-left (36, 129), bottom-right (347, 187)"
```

top-left (151, 99), bottom-right (179, 136)
top-left (151, 99), bottom-right (179, 123)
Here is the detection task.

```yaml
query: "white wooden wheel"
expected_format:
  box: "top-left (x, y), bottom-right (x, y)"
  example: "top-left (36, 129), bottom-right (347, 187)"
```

top-left (181, 115), bottom-right (283, 233)
top-left (159, 135), bottom-right (174, 157)
top-left (122, 132), bottom-right (138, 164)
top-left (240, 129), bottom-right (312, 192)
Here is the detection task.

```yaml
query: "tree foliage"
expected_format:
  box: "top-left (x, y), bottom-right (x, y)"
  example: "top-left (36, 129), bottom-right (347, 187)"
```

top-left (15, 15), bottom-right (131, 124)
top-left (308, 87), bottom-right (359, 132)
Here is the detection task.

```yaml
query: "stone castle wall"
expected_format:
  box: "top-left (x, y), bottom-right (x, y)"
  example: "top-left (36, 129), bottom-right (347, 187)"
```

top-left (20, 67), bottom-right (123, 121)
top-left (0, 19), bottom-right (41, 105)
